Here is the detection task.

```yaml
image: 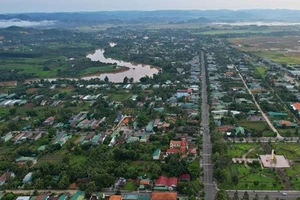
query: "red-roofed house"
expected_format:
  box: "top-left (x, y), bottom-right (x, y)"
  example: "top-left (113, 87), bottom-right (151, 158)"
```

top-left (291, 102), bottom-right (300, 114)
top-left (155, 176), bottom-right (168, 187)
top-left (43, 116), bottom-right (55, 126)
top-left (166, 149), bottom-right (180, 155)
top-left (167, 177), bottom-right (178, 188)
top-left (217, 125), bottom-right (235, 133)
top-left (168, 138), bottom-right (188, 155)
top-left (0, 171), bottom-right (15, 186)
top-left (154, 176), bottom-right (178, 188)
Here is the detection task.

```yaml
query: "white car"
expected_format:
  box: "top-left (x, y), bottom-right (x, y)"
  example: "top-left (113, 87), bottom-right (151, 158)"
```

top-left (282, 192), bottom-right (287, 196)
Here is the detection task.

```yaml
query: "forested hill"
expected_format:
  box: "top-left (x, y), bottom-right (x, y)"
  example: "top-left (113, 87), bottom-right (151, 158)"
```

top-left (3, 9), bottom-right (300, 24)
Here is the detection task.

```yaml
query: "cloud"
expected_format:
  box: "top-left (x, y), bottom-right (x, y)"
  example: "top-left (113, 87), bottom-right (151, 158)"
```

top-left (0, 19), bottom-right (56, 28)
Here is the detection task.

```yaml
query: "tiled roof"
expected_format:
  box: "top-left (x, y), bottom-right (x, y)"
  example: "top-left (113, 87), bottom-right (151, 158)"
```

top-left (151, 192), bottom-right (177, 200)
top-left (109, 195), bottom-right (122, 200)
top-left (292, 102), bottom-right (300, 110)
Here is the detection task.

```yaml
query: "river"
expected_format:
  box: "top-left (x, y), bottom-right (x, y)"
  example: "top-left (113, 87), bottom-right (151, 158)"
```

top-left (85, 49), bottom-right (160, 82)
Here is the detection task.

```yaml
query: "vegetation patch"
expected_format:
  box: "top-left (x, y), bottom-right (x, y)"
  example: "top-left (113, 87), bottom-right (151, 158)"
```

top-left (109, 93), bottom-right (132, 102)
top-left (123, 180), bottom-right (137, 191)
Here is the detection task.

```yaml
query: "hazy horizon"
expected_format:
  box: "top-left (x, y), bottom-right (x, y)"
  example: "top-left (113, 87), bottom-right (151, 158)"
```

top-left (2, 0), bottom-right (300, 14)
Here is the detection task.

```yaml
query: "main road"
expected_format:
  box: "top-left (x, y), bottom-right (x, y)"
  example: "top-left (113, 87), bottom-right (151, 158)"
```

top-left (201, 51), bottom-right (216, 200)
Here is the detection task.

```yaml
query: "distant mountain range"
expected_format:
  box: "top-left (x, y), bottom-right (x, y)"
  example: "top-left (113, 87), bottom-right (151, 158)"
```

top-left (2, 10), bottom-right (300, 27)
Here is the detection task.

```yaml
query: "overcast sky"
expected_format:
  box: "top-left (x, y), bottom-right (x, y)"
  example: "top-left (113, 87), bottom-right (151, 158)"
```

top-left (2, 0), bottom-right (300, 13)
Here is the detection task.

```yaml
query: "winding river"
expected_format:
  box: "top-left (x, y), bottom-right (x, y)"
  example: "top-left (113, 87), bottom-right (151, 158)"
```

top-left (84, 49), bottom-right (160, 82)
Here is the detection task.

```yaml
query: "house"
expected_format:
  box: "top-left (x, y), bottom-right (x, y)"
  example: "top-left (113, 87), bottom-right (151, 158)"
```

top-left (0, 171), bottom-right (15, 186)
top-left (268, 112), bottom-right (288, 119)
top-left (274, 120), bottom-right (298, 128)
top-left (151, 192), bottom-right (177, 200)
top-left (122, 194), bottom-right (138, 200)
top-left (154, 176), bottom-right (178, 189)
top-left (36, 194), bottom-right (50, 200)
top-left (179, 174), bottom-right (191, 182)
top-left (153, 149), bottom-right (161, 160)
top-left (23, 172), bottom-right (33, 184)
top-left (16, 156), bottom-right (37, 165)
top-left (1, 132), bottom-right (13, 142)
top-left (291, 102), bottom-right (300, 114)
top-left (140, 134), bottom-right (148, 143)
top-left (176, 89), bottom-right (190, 99)
top-left (217, 125), bottom-right (235, 133)
top-left (169, 138), bottom-right (188, 154)
top-left (48, 197), bottom-right (59, 200)
top-left (146, 122), bottom-right (154, 132)
top-left (166, 149), bottom-right (180, 155)
top-left (71, 191), bottom-right (85, 200)
top-left (137, 176), bottom-right (151, 190)
top-left (170, 140), bottom-right (181, 148)
top-left (31, 132), bottom-right (42, 141)
top-left (138, 196), bottom-right (150, 200)
top-left (16, 197), bottom-right (31, 200)
top-left (43, 116), bottom-right (55, 126)
top-left (109, 195), bottom-right (122, 200)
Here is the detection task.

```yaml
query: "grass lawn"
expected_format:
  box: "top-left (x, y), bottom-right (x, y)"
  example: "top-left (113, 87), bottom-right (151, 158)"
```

top-left (262, 131), bottom-right (276, 137)
top-left (221, 164), bottom-right (282, 190)
top-left (82, 65), bottom-right (117, 76)
top-left (228, 143), bottom-right (260, 158)
top-left (278, 128), bottom-right (298, 137)
top-left (123, 180), bottom-right (137, 191)
top-left (238, 121), bottom-right (268, 132)
top-left (271, 142), bottom-right (300, 160)
top-left (109, 93), bottom-right (132, 102)
top-left (285, 164), bottom-right (300, 190)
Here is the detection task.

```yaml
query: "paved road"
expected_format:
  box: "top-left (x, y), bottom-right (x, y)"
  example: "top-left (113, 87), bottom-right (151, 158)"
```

top-left (227, 190), bottom-right (300, 200)
top-left (234, 66), bottom-right (283, 139)
top-left (201, 51), bottom-right (216, 200)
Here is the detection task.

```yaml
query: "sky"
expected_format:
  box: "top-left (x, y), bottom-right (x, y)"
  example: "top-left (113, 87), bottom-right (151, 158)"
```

top-left (2, 0), bottom-right (300, 13)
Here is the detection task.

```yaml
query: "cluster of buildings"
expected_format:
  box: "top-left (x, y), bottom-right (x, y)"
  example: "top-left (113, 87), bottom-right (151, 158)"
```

top-left (0, 93), bottom-right (27, 107)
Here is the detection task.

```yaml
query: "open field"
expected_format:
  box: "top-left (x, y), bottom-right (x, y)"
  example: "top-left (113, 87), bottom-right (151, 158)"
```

top-left (0, 62), bottom-right (63, 78)
top-left (228, 36), bottom-right (300, 64)
top-left (254, 51), bottom-right (300, 64)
